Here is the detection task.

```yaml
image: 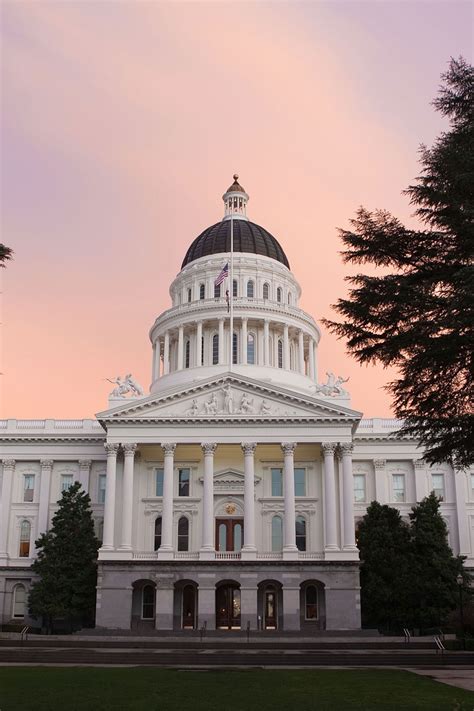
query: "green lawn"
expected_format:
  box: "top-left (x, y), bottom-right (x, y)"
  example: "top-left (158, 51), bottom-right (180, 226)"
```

top-left (0, 668), bottom-right (473, 710)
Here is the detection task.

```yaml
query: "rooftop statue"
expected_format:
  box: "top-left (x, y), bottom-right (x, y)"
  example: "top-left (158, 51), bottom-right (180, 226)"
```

top-left (313, 372), bottom-right (350, 398)
top-left (107, 374), bottom-right (144, 398)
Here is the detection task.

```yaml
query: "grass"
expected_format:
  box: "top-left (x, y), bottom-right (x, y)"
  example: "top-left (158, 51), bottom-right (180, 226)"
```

top-left (1, 668), bottom-right (474, 711)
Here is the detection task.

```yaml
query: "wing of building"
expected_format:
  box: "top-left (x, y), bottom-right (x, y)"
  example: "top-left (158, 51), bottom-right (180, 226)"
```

top-left (1, 177), bottom-right (473, 632)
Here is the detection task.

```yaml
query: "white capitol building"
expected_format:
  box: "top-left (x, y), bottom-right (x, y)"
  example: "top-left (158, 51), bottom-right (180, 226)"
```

top-left (1, 177), bottom-right (473, 632)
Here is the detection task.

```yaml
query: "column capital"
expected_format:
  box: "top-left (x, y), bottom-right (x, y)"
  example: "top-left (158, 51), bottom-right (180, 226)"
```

top-left (321, 442), bottom-right (337, 455)
top-left (413, 458), bottom-right (425, 469)
top-left (104, 443), bottom-right (119, 456)
top-left (281, 442), bottom-right (297, 455)
top-left (373, 458), bottom-right (386, 470)
top-left (2, 459), bottom-right (15, 469)
top-left (241, 442), bottom-right (257, 455)
top-left (339, 443), bottom-right (354, 457)
top-left (201, 442), bottom-right (217, 455)
top-left (161, 443), bottom-right (176, 455)
top-left (78, 459), bottom-right (92, 470)
top-left (123, 443), bottom-right (138, 455)
top-left (40, 459), bottom-right (55, 469)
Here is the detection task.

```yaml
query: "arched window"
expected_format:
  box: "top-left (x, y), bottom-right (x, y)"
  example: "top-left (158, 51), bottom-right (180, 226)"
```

top-left (182, 584), bottom-right (196, 629)
top-left (212, 334), bottom-right (219, 365)
top-left (187, 288), bottom-right (192, 303)
top-left (263, 282), bottom-right (269, 299)
top-left (232, 279), bottom-right (238, 297)
top-left (177, 516), bottom-right (189, 551)
top-left (214, 283), bottom-right (221, 298)
top-left (234, 522), bottom-right (242, 552)
top-left (296, 516), bottom-right (306, 551)
top-left (305, 585), bottom-right (318, 620)
top-left (277, 287), bottom-right (282, 303)
top-left (247, 333), bottom-right (255, 364)
top-left (154, 517), bottom-right (162, 551)
top-left (288, 292), bottom-right (292, 305)
top-left (142, 585), bottom-right (155, 619)
top-left (247, 280), bottom-right (254, 298)
top-left (232, 332), bottom-right (238, 365)
top-left (199, 283), bottom-right (205, 300)
top-left (19, 520), bottom-right (31, 558)
top-left (12, 584), bottom-right (26, 619)
top-left (278, 339), bottom-right (283, 369)
top-left (271, 516), bottom-right (283, 552)
top-left (185, 339), bottom-right (190, 369)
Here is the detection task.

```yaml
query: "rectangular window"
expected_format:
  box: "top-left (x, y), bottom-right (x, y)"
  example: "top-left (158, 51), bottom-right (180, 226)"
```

top-left (214, 283), bottom-right (221, 298)
top-left (155, 468), bottom-right (164, 497)
top-left (61, 474), bottom-right (73, 493)
top-left (179, 468), bottom-right (190, 497)
top-left (392, 474), bottom-right (405, 503)
top-left (23, 475), bottom-right (35, 502)
top-left (432, 473), bottom-right (445, 500)
top-left (294, 468), bottom-right (306, 497)
top-left (271, 468), bottom-right (283, 497)
top-left (353, 474), bottom-right (366, 503)
top-left (98, 475), bottom-right (106, 504)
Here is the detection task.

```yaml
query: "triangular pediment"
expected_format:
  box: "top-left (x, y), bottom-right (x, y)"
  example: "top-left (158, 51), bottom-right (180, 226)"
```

top-left (96, 373), bottom-right (362, 424)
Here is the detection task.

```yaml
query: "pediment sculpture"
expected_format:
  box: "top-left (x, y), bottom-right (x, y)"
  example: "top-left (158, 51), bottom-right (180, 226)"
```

top-left (184, 385), bottom-right (279, 417)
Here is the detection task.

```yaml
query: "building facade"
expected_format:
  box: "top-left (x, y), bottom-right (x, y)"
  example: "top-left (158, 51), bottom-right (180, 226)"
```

top-left (1, 177), bottom-right (473, 632)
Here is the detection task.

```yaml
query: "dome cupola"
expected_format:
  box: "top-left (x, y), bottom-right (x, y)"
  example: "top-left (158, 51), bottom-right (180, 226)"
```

top-left (223, 174), bottom-right (249, 221)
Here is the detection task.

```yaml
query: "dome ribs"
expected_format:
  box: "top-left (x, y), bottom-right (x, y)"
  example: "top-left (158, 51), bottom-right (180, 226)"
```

top-left (181, 220), bottom-right (290, 270)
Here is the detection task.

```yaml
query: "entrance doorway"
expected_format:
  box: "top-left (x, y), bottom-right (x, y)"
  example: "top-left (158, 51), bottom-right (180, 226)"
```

top-left (182, 584), bottom-right (196, 629)
top-left (216, 584), bottom-right (241, 629)
top-left (215, 518), bottom-right (244, 552)
top-left (264, 586), bottom-right (277, 630)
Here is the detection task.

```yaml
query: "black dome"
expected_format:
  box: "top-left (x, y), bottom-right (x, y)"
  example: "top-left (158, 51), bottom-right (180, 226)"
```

top-left (181, 220), bottom-right (290, 269)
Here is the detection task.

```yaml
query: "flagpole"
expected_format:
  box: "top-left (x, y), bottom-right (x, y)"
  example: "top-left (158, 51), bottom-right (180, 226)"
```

top-left (229, 213), bottom-right (234, 371)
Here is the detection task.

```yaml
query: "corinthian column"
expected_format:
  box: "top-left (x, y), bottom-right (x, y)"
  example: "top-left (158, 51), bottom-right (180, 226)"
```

top-left (283, 324), bottom-right (290, 369)
top-left (322, 442), bottom-right (338, 550)
top-left (177, 325), bottom-right (184, 371)
top-left (200, 443), bottom-right (217, 559)
top-left (163, 331), bottom-right (170, 375)
top-left (281, 442), bottom-right (297, 557)
top-left (263, 320), bottom-right (270, 366)
top-left (0, 460), bottom-right (15, 560)
top-left (241, 443), bottom-right (257, 559)
top-left (159, 443), bottom-right (176, 560)
top-left (298, 330), bottom-right (305, 375)
top-left (196, 321), bottom-right (203, 366)
top-left (119, 443), bottom-right (137, 551)
top-left (340, 443), bottom-right (357, 550)
top-left (38, 460), bottom-right (54, 536)
top-left (102, 444), bottom-right (119, 551)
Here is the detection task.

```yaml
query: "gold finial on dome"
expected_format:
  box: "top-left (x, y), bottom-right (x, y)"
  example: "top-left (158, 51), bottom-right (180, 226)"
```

top-left (233, 173), bottom-right (239, 181)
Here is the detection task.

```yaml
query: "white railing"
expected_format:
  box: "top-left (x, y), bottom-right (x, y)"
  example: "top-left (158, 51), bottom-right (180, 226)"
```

top-left (357, 418), bottom-right (404, 432)
top-left (298, 552), bottom-right (324, 560)
top-left (133, 552), bottom-right (158, 560)
top-left (0, 419), bottom-right (104, 433)
top-left (257, 552), bottom-right (283, 560)
top-left (174, 552), bottom-right (200, 560)
top-left (215, 552), bottom-right (241, 560)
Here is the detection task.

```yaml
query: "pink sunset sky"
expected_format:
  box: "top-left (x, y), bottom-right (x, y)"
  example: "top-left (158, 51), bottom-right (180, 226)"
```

top-left (1, 1), bottom-right (472, 419)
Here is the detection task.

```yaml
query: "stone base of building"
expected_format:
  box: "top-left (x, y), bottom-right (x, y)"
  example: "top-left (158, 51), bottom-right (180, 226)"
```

top-left (95, 561), bottom-right (361, 633)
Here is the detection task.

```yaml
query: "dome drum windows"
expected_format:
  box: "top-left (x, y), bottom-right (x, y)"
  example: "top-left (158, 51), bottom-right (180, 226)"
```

top-left (246, 280), bottom-right (254, 298)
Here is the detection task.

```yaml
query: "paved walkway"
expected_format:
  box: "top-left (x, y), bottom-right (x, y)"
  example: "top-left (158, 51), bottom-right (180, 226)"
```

top-left (408, 668), bottom-right (474, 692)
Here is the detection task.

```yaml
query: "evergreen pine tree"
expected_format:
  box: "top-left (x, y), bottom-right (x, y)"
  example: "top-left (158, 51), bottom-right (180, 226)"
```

top-left (323, 57), bottom-right (474, 467)
top-left (28, 482), bottom-right (100, 632)
top-left (407, 492), bottom-right (467, 631)
top-left (357, 501), bottom-right (411, 631)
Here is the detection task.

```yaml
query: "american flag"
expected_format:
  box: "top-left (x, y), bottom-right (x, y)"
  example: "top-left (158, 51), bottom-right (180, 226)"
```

top-left (214, 263), bottom-right (229, 286)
